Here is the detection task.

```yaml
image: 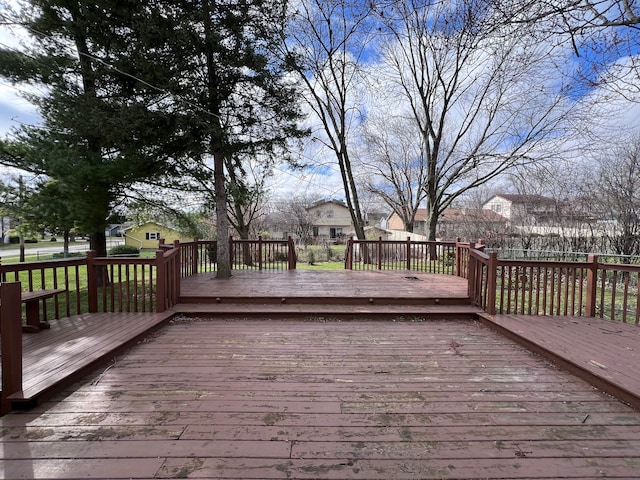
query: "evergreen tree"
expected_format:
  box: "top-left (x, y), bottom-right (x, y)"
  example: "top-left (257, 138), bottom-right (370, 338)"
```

top-left (0, 1), bottom-right (180, 257)
top-left (141, 0), bottom-right (307, 277)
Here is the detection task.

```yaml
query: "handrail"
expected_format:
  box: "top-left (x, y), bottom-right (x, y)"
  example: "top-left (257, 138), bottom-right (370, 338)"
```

top-left (177, 236), bottom-right (297, 276)
top-left (345, 237), bottom-right (458, 274)
top-left (465, 246), bottom-right (640, 324)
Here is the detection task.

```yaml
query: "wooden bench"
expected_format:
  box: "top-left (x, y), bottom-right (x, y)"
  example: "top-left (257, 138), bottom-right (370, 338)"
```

top-left (21, 289), bottom-right (66, 333)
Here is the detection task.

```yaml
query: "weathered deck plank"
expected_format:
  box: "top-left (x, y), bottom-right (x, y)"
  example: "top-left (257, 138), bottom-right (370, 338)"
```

top-left (1, 312), bottom-right (173, 404)
top-left (179, 270), bottom-right (469, 303)
top-left (3, 319), bottom-right (640, 479)
top-left (478, 313), bottom-right (640, 410)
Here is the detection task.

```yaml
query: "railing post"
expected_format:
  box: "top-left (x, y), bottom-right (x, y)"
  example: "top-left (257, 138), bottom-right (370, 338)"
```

top-left (487, 252), bottom-right (498, 315)
top-left (455, 238), bottom-right (462, 277)
top-left (173, 240), bottom-right (181, 301)
top-left (288, 236), bottom-right (296, 270)
top-left (378, 236), bottom-right (383, 270)
top-left (229, 236), bottom-right (234, 271)
top-left (258, 236), bottom-right (263, 271)
top-left (155, 250), bottom-right (166, 312)
top-left (86, 250), bottom-right (98, 313)
top-left (192, 238), bottom-right (199, 276)
top-left (345, 237), bottom-right (353, 269)
top-left (467, 242), bottom-right (476, 300)
top-left (406, 237), bottom-right (411, 271)
top-left (585, 254), bottom-right (598, 317)
top-left (1, 282), bottom-right (23, 415)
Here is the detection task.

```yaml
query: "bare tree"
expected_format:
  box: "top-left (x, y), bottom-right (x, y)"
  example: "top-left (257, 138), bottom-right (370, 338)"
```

top-left (591, 135), bottom-right (640, 258)
top-left (358, 114), bottom-right (427, 232)
top-left (272, 194), bottom-right (323, 246)
top-left (495, 0), bottom-right (640, 99)
top-left (287, 0), bottom-right (376, 239)
top-left (373, 0), bottom-right (575, 240)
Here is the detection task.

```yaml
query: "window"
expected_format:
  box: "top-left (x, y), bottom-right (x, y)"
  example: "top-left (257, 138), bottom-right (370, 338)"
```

top-left (146, 232), bottom-right (161, 240)
top-left (326, 209), bottom-right (333, 218)
top-left (330, 228), bottom-right (342, 239)
top-left (312, 227), bottom-right (319, 237)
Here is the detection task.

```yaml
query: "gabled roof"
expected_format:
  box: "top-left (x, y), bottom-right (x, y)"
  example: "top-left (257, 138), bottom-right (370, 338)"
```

top-left (389, 208), bottom-right (506, 223)
top-left (307, 199), bottom-right (348, 210)
top-left (488, 194), bottom-right (556, 205)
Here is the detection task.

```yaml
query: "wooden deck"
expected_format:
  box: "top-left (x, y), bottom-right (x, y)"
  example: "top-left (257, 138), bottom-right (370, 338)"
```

top-left (176, 270), bottom-right (474, 319)
top-left (3, 318), bottom-right (640, 479)
top-left (478, 313), bottom-right (640, 411)
top-left (3, 270), bottom-right (640, 478)
top-left (1, 312), bottom-right (173, 407)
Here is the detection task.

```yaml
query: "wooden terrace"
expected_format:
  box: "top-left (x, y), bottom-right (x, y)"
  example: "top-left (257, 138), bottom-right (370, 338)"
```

top-left (2, 239), bottom-right (640, 478)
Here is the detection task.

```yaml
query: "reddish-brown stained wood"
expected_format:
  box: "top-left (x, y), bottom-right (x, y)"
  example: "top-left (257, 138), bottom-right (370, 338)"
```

top-left (3, 319), bottom-right (640, 479)
top-left (478, 313), bottom-right (640, 411)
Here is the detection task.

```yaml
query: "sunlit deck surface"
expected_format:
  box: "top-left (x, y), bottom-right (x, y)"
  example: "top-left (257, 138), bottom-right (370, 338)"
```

top-left (3, 318), bottom-right (640, 479)
top-left (2, 270), bottom-right (640, 479)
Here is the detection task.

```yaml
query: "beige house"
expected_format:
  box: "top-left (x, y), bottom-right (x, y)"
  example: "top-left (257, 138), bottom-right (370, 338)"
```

top-left (307, 200), bottom-right (354, 241)
top-left (124, 221), bottom-right (191, 249)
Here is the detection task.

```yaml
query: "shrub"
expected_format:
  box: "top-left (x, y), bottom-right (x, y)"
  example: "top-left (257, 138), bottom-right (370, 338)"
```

top-left (108, 245), bottom-right (140, 256)
top-left (52, 252), bottom-right (84, 259)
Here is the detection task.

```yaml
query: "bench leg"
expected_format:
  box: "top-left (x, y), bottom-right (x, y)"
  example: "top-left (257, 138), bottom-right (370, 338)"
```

top-left (23, 301), bottom-right (50, 332)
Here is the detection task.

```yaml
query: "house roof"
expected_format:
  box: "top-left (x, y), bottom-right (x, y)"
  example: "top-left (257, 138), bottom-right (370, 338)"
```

top-left (307, 199), bottom-right (348, 210)
top-left (488, 194), bottom-right (556, 205)
top-left (123, 221), bottom-right (179, 232)
top-left (390, 208), bottom-right (506, 223)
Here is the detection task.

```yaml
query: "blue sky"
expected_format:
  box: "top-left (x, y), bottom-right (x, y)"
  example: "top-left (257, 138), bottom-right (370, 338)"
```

top-left (1, 4), bottom-right (640, 202)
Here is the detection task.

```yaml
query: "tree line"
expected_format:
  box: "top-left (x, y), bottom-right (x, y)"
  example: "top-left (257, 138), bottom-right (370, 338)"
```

top-left (0, 0), bottom-right (638, 274)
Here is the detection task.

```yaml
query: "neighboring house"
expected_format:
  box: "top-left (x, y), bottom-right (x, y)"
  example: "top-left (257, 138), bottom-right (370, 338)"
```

top-left (437, 208), bottom-right (508, 240)
top-left (307, 199), bottom-right (354, 241)
top-left (124, 221), bottom-right (191, 249)
top-left (482, 194), bottom-right (558, 225)
top-left (386, 209), bottom-right (429, 236)
top-left (105, 223), bottom-right (129, 237)
top-left (386, 208), bottom-right (508, 240)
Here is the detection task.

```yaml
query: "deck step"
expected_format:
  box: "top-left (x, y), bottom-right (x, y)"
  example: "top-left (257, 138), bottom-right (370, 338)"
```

top-left (178, 295), bottom-right (471, 306)
top-left (172, 303), bottom-right (481, 320)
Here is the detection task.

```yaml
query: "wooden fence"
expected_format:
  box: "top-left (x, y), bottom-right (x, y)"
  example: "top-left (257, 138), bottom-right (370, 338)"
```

top-left (177, 236), bottom-right (296, 276)
top-left (345, 237), bottom-right (460, 274)
top-left (465, 244), bottom-right (640, 324)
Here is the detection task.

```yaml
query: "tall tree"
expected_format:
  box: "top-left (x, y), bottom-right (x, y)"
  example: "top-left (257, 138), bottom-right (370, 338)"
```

top-left (0, 0), bottom-right (177, 257)
top-left (287, 0), bottom-right (376, 240)
top-left (143, 0), bottom-right (306, 277)
top-left (373, 0), bottom-right (575, 240)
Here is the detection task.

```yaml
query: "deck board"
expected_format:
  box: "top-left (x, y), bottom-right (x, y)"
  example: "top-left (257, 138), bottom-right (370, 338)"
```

top-left (478, 313), bottom-right (640, 410)
top-left (1, 312), bottom-right (173, 403)
top-left (3, 319), bottom-right (640, 479)
top-left (179, 270), bottom-right (469, 302)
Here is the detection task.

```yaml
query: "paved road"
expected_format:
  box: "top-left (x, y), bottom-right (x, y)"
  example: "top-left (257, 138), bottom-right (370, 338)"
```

top-left (0, 239), bottom-right (124, 259)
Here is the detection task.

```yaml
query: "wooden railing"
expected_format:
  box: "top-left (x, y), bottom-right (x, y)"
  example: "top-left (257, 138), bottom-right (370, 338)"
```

top-left (464, 244), bottom-right (640, 324)
top-left (0, 242), bottom-right (182, 321)
top-left (177, 236), bottom-right (296, 276)
top-left (0, 241), bottom-right (182, 414)
top-left (345, 237), bottom-right (458, 274)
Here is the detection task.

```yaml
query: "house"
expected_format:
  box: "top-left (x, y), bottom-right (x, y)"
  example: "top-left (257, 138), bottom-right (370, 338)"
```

top-left (482, 194), bottom-right (558, 225)
top-left (307, 199), bottom-right (354, 241)
top-left (124, 221), bottom-right (191, 249)
top-left (437, 208), bottom-right (508, 240)
top-left (386, 209), bottom-right (429, 236)
top-left (386, 208), bottom-right (508, 240)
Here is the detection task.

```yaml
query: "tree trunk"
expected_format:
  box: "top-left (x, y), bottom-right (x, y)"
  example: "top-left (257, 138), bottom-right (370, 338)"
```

top-left (90, 230), bottom-right (108, 287)
top-left (214, 151), bottom-right (232, 278)
top-left (63, 230), bottom-right (70, 257)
